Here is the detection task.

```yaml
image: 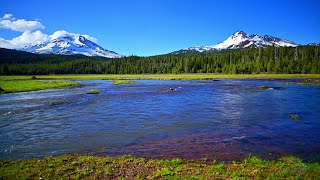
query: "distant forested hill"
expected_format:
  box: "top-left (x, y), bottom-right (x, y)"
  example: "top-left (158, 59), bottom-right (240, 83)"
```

top-left (0, 48), bottom-right (109, 64)
top-left (0, 45), bottom-right (319, 75)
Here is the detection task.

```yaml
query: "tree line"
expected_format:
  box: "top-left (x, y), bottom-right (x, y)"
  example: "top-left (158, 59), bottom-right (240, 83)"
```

top-left (0, 45), bottom-right (319, 75)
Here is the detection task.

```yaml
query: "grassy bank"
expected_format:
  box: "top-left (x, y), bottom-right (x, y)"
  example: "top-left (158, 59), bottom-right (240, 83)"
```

top-left (0, 155), bottom-right (319, 179)
top-left (1, 74), bottom-right (320, 81)
top-left (0, 80), bottom-right (79, 93)
top-left (1, 74), bottom-right (319, 93)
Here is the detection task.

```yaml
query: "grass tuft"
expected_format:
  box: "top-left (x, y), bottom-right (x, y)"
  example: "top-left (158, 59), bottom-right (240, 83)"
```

top-left (289, 114), bottom-right (300, 120)
top-left (154, 168), bottom-right (175, 177)
top-left (244, 156), bottom-right (266, 166)
top-left (159, 158), bottom-right (183, 168)
top-left (105, 164), bottom-right (113, 175)
top-left (87, 89), bottom-right (100, 94)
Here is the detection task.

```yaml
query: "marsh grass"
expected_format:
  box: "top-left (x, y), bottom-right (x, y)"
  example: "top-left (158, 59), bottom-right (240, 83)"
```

top-left (87, 89), bottom-right (100, 94)
top-left (297, 79), bottom-right (320, 85)
top-left (0, 80), bottom-right (79, 93)
top-left (112, 80), bottom-right (137, 85)
top-left (1, 155), bottom-right (319, 179)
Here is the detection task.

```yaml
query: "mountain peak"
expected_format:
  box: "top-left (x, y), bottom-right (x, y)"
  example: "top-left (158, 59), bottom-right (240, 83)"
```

top-left (78, 35), bottom-right (86, 42)
top-left (173, 31), bottom-right (299, 54)
top-left (232, 31), bottom-right (247, 37)
top-left (22, 32), bottom-right (121, 58)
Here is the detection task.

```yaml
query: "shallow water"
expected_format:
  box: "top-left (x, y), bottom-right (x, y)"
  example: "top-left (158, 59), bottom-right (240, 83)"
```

top-left (0, 79), bottom-right (320, 161)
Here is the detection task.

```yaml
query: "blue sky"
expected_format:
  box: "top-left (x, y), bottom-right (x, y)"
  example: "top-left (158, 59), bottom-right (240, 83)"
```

top-left (0, 0), bottom-right (319, 56)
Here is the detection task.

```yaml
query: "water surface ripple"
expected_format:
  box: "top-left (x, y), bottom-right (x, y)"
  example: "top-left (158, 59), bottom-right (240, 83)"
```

top-left (0, 80), bottom-right (319, 161)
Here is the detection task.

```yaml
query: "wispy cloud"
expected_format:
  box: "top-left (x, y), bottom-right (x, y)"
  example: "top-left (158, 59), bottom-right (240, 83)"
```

top-left (0, 14), bottom-right (45, 32)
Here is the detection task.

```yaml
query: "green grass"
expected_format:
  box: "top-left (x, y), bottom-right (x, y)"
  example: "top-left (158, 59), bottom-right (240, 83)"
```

top-left (0, 80), bottom-right (78, 93)
top-left (154, 168), bottom-right (175, 177)
top-left (0, 155), bottom-right (319, 179)
top-left (1, 74), bottom-right (320, 81)
top-left (112, 80), bottom-right (137, 85)
top-left (159, 158), bottom-right (183, 168)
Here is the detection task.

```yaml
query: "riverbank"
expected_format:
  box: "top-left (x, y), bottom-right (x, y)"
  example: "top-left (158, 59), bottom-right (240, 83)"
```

top-left (0, 80), bottom-right (79, 93)
top-left (1, 74), bottom-right (320, 81)
top-left (0, 155), bottom-right (319, 179)
top-left (1, 74), bottom-right (319, 93)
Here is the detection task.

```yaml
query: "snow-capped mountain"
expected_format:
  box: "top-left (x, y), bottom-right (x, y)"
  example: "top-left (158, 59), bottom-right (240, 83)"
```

top-left (174, 31), bottom-right (299, 54)
top-left (22, 33), bottom-right (121, 58)
top-left (308, 43), bottom-right (320, 46)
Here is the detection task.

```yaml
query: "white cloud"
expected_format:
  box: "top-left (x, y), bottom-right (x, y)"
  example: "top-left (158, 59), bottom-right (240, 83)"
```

top-left (50, 30), bottom-right (98, 43)
top-left (0, 37), bottom-right (15, 49)
top-left (0, 30), bottom-right (98, 49)
top-left (50, 30), bottom-right (70, 39)
top-left (0, 14), bottom-right (99, 49)
top-left (0, 30), bottom-right (49, 48)
top-left (3, 14), bottom-right (14, 19)
top-left (11, 30), bottom-right (49, 47)
top-left (0, 14), bottom-right (44, 32)
top-left (82, 35), bottom-right (98, 43)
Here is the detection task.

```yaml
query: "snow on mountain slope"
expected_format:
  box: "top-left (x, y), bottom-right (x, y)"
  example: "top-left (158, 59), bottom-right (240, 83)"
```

top-left (176, 31), bottom-right (299, 53)
top-left (22, 31), bottom-right (121, 58)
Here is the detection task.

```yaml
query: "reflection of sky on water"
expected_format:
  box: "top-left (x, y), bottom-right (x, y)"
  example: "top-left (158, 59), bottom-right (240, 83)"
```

top-left (0, 79), bottom-right (320, 161)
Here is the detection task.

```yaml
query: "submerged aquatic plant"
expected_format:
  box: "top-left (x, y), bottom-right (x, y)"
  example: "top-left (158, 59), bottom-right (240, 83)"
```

top-left (259, 86), bottom-right (271, 90)
top-left (297, 79), bottom-right (320, 85)
top-left (289, 114), bottom-right (300, 120)
top-left (258, 86), bottom-right (284, 90)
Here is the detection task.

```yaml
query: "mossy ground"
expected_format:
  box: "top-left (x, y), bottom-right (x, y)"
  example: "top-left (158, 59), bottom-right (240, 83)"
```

top-left (0, 155), bottom-right (319, 179)
top-left (1, 74), bottom-right (320, 81)
top-left (0, 79), bottom-right (78, 93)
